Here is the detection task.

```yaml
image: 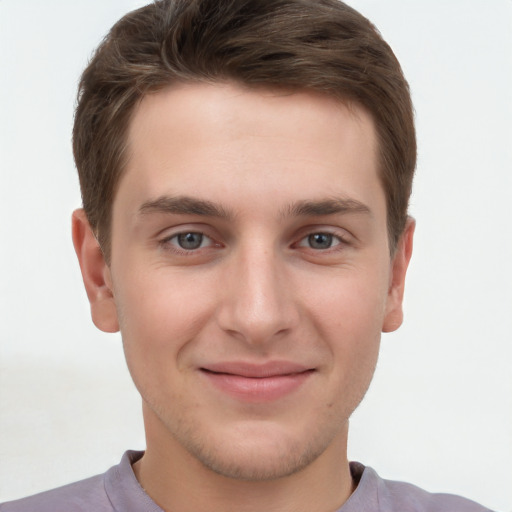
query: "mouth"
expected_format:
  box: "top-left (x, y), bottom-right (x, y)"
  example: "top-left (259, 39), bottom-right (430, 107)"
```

top-left (199, 362), bottom-right (315, 402)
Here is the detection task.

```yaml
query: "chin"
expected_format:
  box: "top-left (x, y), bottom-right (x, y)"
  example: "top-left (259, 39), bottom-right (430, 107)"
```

top-left (190, 439), bottom-right (320, 481)
top-left (177, 419), bottom-right (342, 482)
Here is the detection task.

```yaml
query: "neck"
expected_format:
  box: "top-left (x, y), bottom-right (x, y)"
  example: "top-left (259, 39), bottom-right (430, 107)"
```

top-left (133, 408), bottom-right (355, 512)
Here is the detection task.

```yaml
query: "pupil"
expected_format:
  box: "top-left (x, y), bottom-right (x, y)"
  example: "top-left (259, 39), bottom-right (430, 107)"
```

top-left (309, 233), bottom-right (332, 249)
top-left (178, 232), bottom-right (203, 250)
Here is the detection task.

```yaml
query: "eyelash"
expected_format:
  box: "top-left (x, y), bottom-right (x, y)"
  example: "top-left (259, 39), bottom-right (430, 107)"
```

top-left (160, 231), bottom-right (217, 256)
top-left (159, 230), bottom-right (349, 256)
top-left (295, 232), bottom-right (347, 251)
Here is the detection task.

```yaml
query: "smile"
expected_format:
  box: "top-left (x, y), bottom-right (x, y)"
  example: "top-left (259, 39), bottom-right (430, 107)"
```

top-left (200, 362), bottom-right (315, 402)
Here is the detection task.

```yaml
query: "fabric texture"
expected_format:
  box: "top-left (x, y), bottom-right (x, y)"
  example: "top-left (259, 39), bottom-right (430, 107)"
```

top-left (0, 451), bottom-right (493, 512)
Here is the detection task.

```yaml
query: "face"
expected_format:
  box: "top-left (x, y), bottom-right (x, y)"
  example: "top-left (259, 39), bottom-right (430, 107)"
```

top-left (74, 82), bottom-right (413, 481)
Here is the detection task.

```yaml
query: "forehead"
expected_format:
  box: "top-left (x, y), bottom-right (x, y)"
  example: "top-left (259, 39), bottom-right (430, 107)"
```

top-left (117, 82), bottom-right (383, 221)
top-left (127, 82), bottom-right (374, 158)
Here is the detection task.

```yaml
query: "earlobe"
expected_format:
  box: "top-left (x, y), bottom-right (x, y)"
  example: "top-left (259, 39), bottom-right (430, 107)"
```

top-left (72, 209), bottom-right (119, 333)
top-left (382, 217), bottom-right (415, 333)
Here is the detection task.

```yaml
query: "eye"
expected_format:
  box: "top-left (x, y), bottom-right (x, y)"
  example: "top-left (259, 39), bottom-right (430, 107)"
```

top-left (177, 232), bottom-right (204, 250)
top-left (164, 231), bottom-right (213, 251)
top-left (297, 232), bottom-right (342, 250)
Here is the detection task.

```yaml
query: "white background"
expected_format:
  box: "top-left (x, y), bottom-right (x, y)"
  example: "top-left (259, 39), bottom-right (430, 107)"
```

top-left (0, 1), bottom-right (511, 510)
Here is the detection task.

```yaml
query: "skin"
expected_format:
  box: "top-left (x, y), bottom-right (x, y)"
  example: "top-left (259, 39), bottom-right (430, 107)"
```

top-left (73, 82), bottom-right (414, 512)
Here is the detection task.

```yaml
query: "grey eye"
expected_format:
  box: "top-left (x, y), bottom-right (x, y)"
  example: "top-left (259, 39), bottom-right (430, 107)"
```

top-left (308, 233), bottom-right (334, 249)
top-left (177, 232), bottom-right (204, 250)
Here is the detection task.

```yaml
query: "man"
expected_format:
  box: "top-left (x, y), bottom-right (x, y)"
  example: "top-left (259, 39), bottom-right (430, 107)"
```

top-left (0, 1), bottom-right (494, 511)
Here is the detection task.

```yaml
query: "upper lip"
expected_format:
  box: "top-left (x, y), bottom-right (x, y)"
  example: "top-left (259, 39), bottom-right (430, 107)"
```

top-left (201, 361), bottom-right (313, 378)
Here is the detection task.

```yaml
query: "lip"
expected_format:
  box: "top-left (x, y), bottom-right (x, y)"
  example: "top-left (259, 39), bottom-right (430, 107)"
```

top-left (200, 361), bottom-right (315, 402)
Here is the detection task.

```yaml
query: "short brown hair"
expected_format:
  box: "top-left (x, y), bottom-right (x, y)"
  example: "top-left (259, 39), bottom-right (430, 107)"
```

top-left (73, 0), bottom-right (416, 261)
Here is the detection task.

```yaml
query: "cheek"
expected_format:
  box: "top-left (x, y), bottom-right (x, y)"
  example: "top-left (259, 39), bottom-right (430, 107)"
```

top-left (113, 269), bottom-right (220, 406)
top-left (113, 267), bottom-right (218, 358)
top-left (303, 268), bottom-right (387, 383)
top-left (307, 268), bottom-right (389, 336)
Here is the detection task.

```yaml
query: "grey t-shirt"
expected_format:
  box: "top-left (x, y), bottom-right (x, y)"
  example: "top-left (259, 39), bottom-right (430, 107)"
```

top-left (0, 451), bottom-right (493, 512)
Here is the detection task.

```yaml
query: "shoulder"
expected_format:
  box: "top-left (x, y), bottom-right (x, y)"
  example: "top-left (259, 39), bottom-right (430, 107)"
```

top-left (345, 462), bottom-right (494, 512)
top-left (0, 451), bottom-right (154, 512)
top-left (377, 472), bottom-right (494, 512)
top-left (0, 473), bottom-right (110, 512)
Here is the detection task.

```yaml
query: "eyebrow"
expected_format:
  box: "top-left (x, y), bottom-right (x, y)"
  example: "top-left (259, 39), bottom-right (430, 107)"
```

top-left (139, 195), bottom-right (232, 218)
top-left (283, 198), bottom-right (372, 218)
top-left (138, 195), bottom-right (371, 220)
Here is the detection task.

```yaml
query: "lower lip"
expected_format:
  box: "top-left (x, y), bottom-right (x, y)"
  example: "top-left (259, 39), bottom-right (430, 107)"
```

top-left (201, 370), bottom-right (314, 402)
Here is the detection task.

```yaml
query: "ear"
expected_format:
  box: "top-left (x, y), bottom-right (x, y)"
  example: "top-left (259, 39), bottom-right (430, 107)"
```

top-left (72, 209), bottom-right (119, 333)
top-left (382, 217), bottom-right (415, 333)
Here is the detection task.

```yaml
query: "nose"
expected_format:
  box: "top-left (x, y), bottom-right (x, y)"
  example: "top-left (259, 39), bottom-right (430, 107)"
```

top-left (216, 242), bottom-right (300, 346)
